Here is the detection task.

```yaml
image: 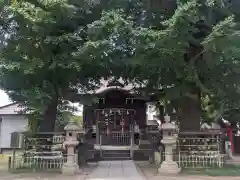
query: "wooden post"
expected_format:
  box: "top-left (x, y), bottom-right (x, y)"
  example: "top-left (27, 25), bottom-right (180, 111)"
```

top-left (130, 124), bottom-right (134, 158)
top-left (8, 156), bottom-right (12, 171)
top-left (12, 148), bottom-right (16, 170)
top-left (96, 122), bottom-right (99, 144)
top-left (96, 111), bottom-right (100, 144)
top-left (131, 124), bottom-right (134, 146)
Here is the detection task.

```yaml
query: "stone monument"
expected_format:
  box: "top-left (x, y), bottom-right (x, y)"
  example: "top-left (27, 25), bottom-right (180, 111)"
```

top-left (158, 115), bottom-right (181, 175)
top-left (62, 120), bottom-right (80, 175)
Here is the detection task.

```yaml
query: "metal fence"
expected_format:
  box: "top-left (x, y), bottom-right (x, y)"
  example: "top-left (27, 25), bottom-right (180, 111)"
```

top-left (100, 132), bottom-right (130, 145)
top-left (156, 151), bottom-right (225, 169)
top-left (8, 153), bottom-right (76, 172)
top-left (173, 132), bottom-right (224, 168)
top-left (112, 132), bottom-right (130, 145)
top-left (153, 132), bottom-right (226, 169)
top-left (8, 134), bottom-right (70, 172)
top-left (176, 152), bottom-right (225, 168)
top-left (25, 136), bottom-right (65, 149)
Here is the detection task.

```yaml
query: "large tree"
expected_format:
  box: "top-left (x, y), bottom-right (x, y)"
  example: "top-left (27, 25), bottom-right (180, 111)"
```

top-left (0, 0), bottom-right (104, 133)
top-left (79, 0), bottom-right (240, 131)
top-left (1, 0), bottom-right (240, 133)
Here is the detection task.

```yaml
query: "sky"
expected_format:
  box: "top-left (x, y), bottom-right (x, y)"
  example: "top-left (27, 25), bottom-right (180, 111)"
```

top-left (0, 90), bottom-right (11, 107)
top-left (0, 90), bottom-right (83, 115)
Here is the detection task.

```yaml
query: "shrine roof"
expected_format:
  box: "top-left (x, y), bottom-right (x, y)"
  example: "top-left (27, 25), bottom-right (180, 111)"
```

top-left (66, 78), bottom-right (159, 103)
top-left (86, 78), bottom-right (139, 94)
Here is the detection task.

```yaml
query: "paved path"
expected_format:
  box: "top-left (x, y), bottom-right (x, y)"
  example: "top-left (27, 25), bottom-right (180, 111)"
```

top-left (86, 160), bottom-right (146, 180)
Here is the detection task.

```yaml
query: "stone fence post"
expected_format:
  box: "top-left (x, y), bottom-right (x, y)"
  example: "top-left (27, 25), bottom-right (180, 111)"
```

top-left (158, 115), bottom-right (180, 175)
top-left (62, 121), bottom-right (80, 175)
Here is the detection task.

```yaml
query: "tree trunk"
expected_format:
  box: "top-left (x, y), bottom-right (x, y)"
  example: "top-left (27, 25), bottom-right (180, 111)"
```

top-left (37, 96), bottom-right (58, 152)
top-left (178, 95), bottom-right (201, 132)
top-left (39, 97), bottom-right (58, 133)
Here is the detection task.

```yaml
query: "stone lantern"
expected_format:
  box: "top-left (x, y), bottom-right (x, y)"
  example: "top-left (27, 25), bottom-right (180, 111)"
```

top-left (158, 115), bottom-right (181, 174)
top-left (62, 120), bottom-right (80, 175)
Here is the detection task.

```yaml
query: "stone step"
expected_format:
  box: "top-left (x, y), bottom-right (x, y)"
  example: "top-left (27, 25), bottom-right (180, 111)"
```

top-left (103, 150), bottom-right (130, 154)
top-left (102, 157), bottom-right (131, 160)
top-left (103, 152), bottom-right (130, 158)
top-left (101, 150), bottom-right (131, 160)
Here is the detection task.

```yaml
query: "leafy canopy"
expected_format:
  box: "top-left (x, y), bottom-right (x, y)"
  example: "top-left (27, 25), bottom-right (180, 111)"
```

top-left (77, 0), bottom-right (240, 128)
top-left (0, 0), bottom-right (105, 131)
top-left (1, 0), bottom-right (240, 130)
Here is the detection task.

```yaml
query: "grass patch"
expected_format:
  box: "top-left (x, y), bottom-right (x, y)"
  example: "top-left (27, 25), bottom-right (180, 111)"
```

top-left (182, 165), bottom-right (240, 176)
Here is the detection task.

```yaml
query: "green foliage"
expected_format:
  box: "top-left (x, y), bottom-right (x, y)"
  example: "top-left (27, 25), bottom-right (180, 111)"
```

top-left (0, 0), bottom-right (104, 131)
top-left (70, 115), bottom-right (83, 126)
top-left (27, 106), bottom-right (83, 133)
top-left (1, 0), bottom-right (240, 131)
top-left (27, 111), bottom-right (42, 133)
top-left (78, 0), bottom-right (240, 128)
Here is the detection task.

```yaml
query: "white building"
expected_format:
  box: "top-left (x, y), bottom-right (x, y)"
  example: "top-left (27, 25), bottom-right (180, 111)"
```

top-left (0, 103), bottom-right (28, 151)
top-left (0, 102), bottom-right (83, 152)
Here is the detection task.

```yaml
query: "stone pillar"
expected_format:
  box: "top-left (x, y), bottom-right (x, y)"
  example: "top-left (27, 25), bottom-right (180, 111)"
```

top-left (130, 123), bottom-right (135, 158)
top-left (96, 111), bottom-right (100, 145)
top-left (158, 115), bottom-right (180, 175)
top-left (62, 121), bottom-right (80, 175)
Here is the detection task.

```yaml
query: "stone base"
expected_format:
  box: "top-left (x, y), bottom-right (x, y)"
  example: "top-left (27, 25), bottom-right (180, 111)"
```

top-left (158, 161), bottom-right (181, 175)
top-left (62, 163), bottom-right (79, 175)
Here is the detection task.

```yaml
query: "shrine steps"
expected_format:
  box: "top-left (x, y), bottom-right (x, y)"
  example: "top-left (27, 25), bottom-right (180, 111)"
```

top-left (101, 150), bottom-right (131, 160)
top-left (94, 145), bottom-right (139, 150)
top-left (87, 141), bottom-right (154, 161)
